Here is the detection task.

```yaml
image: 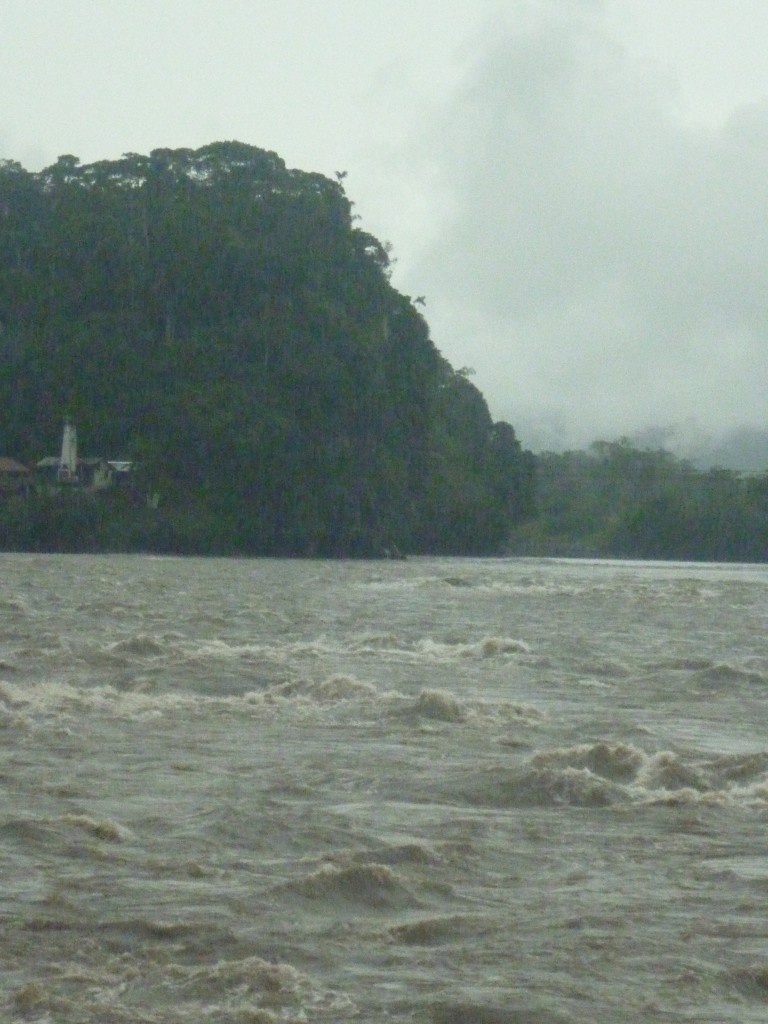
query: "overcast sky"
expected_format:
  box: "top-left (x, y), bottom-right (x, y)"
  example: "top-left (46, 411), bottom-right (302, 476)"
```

top-left (2, 1), bottom-right (767, 450)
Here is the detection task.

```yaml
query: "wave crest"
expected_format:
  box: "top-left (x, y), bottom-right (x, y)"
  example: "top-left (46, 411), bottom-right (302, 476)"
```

top-left (286, 862), bottom-right (416, 909)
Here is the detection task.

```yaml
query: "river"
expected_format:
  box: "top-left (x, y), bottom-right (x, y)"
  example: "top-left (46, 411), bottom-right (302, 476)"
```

top-left (1, 553), bottom-right (767, 1022)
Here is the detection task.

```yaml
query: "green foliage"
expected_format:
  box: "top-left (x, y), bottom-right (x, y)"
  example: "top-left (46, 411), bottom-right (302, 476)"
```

top-left (0, 143), bottom-right (532, 556)
top-left (415, 363), bottom-right (534, 553)
top-left (508, 439), bottom-right (768, 561)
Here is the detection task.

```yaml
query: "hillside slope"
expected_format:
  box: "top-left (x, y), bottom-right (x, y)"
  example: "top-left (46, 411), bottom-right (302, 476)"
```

top-left (0, 142), bottom-right (533, 555)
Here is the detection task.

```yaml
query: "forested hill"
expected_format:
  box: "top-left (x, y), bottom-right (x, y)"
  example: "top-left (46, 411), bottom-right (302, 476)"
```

top-left (0, 142), bottom-right (534, 555)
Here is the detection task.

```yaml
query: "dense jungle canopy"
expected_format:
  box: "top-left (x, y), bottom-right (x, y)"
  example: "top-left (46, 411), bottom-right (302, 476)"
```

top-left (0, 141), bottom-right (534, 555)
top-left (508, 440), bottom-right (768, 562)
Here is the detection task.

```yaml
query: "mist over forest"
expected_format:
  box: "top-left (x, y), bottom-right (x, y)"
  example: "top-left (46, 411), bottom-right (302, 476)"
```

top-left (523, 420), bottom-right (768, 476)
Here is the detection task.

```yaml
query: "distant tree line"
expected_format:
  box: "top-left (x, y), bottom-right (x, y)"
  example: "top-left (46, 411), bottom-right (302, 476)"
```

top-left (0, 142), bottom-right (534, 555)
top-left (508, 439), bottom-right (768, 562)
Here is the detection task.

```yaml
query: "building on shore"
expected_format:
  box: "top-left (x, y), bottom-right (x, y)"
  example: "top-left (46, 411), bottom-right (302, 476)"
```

top-left (35, 419), bottom-right (133, 493)
top-left (0, 457), bottom-right (32, 498)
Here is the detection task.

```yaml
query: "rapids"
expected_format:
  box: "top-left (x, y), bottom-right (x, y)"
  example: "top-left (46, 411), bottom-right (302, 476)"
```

top-left (1, 554), bottom-right (767, 1022)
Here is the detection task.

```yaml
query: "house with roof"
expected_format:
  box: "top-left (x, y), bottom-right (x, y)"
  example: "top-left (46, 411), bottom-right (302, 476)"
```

top-left (35, 419), bottom-right (132, 493)
top-left (0, 457), bottom-right (32, 498)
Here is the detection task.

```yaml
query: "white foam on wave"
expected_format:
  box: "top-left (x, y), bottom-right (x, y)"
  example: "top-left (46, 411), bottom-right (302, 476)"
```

top-left (59, 813), bottom-right (135, 843)
top-left (476, 763), bottom-right (625, 808)
top-left (268, 674), bottom-right (379, 703)
top-left (359, 574), bottom-right (433, 592)
top-left (413, 689), bottom-right (466, 723)
top-left (415, 636), bottom-right (531, 661)
top-left (0, 677), bottom-right (269, 724)
top-left (531, 741), bottom-right (646, 782)
top-left (398, 688), bottom-right (545, 729)
top-left (7, 951), bottom-right (355, 1023)
top-left (634, 750), bottom-right (709, 793)
top-left (283, 860), bottom-right (419, 910)
top-left (180, 631), bottom-right (536, 669)
top-left (70, 629), bottom-right (535, 680)
top-left (105, 635), bottom-right (168, 659)
top-left (0, 668), bottom-right (399, 727)
top-left (638, 745), bottom-right (768, 810)
top-left (466, 740), bottom-right (768, 811)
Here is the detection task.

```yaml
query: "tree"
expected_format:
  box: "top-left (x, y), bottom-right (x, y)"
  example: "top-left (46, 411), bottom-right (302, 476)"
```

top-left (0, 142), bottom-right (534, 556)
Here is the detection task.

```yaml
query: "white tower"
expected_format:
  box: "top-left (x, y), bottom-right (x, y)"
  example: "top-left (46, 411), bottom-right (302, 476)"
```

top-left (58, 418), bottom-right (78, 482)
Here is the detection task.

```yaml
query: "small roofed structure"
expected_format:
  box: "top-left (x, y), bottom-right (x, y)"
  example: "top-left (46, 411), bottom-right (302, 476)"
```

top-left (0, 457), bottom-right (32, 498)
top-left (36, 420), bottom-right (130, 493)
top-left (107, 460), bottom-right (135, 490)
top-left (36, 454), bottom-right (114, 491)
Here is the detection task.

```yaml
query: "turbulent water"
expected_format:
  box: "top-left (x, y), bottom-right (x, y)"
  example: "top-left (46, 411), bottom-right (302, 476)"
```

top-left (1, 554), bottom-right (768, 1023)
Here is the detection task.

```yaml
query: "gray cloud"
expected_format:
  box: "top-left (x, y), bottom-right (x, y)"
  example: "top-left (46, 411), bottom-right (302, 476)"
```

top-left (405, 6), bottom-right (768, 449)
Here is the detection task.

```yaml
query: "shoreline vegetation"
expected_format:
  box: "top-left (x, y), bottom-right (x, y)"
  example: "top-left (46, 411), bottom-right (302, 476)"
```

top-left (506, 440), bottom-right (768, 563)
top-left (1, 438), bottom-right (766, 561)
top-left (0, 142), bottom-right (765, 561)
